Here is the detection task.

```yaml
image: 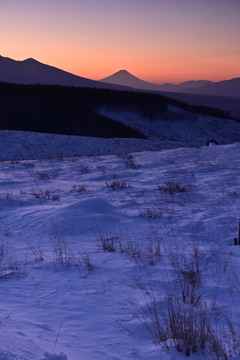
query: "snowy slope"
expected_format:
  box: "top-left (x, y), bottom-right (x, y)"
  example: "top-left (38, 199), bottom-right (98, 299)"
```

top-left (99, 107), bottom-right (240, 146)
top-left (0, 132), bottom-right (240, 360)
top-left (0, 106), bottom-right (239, 161)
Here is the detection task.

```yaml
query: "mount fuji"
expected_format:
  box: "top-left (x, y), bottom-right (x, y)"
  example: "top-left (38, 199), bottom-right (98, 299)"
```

top-left (100, 69), bottom-right (212, 92)
top-left (101, 69), bottom-right (240, 97)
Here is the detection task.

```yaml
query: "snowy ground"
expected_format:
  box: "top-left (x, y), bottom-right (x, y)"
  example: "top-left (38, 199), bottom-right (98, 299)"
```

top-left (0, 131), bottom-right (240, 360)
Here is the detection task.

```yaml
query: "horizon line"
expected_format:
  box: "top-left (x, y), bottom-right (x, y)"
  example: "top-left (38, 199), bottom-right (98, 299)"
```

top-left (1, 54), bottom-right (239, 85)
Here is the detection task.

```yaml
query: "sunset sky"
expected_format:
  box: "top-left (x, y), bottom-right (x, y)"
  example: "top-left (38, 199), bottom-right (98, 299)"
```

top-left (0, 0), bottom-right (239, 84)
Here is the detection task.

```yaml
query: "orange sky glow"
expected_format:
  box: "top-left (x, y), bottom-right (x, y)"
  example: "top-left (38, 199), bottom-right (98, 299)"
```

top-left (0, 0), bottom-right (239, 84)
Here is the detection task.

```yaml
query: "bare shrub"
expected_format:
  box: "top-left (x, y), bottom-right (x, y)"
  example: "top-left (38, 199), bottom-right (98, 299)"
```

top-left (19, 189), bottom-right (27, 195)
top-left (51, 231), bottom-right (81, 267)
top-left (71, 185), bottom-right (87, 194)
top-left (80, 247), bottom-right (93, 271)
top-left (50, 230), bottom-right (92, 269)
top-left (227, 190), bottom-right (238, 197)
top-left (32, 190), bottom-right (60, 201)
top-left (97, 230), bottom-right (119, 252)
top-left (129, 292), bottom-right (211, 354)
top-left (170, 246), bottom-right (203, 305)
top-left (222, 312), bottom-right (240, 358)
top-left (79, 164), bottom-right (90, 174)
top-left (5, 190), bottom-right (13, 201)
top-left (9, 160), bottom-right (20, 166)
top-left (166, 297), bottom-right (210, 356)
top-left (22, 161), bottom-right (35, 168)
top-left (138, 208), bottom-right (162, 219)
top-left (118, 153), bottom-right (133, 159)
top-left (145, 236), bottom-right (162, 266)
top-left (125, 160), bottom-right (141, 169)
top-left (25, 239), bottom-right (44, 262)
top-left (119, 236), bottom-right (161, 266)
top-left (118, 238), bottom-right (142, 263)
top-left (105, 180), bottom-right (131, 190)
top-left (0, 220), bottom-right (11, 236)
top-left (0, 241), bottom-right (26, 277)
top-left (129, 287), bottom-right (233, 359)
top-left (164, 156), bottom-right (175, 164)
top-left (35, 171), bottom-right (52, 181)
top-left (97, 230), bottom-right (161, 266)
top-left (157, 182), bottom-right (189, 195)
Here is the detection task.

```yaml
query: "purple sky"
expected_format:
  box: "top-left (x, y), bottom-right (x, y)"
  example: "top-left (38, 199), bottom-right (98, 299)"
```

top-left (0, 0), bottom-right (239, 83)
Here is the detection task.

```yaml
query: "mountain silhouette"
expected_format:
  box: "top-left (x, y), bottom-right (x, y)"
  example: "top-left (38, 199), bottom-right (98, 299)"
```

top-left (101, 70), bottom-right (240, 97)
top-left (0, 56), bottom-right (239, 117)
top-left (100, 70), bottom-right (212, 92)
top-left (101, 70), bottom-right (240, 118)
top-left (100, 69), bottom-right (164, 90)
top-left (0, 56), bottom-right (127, 90)
top-left (1, 56), bottom-right (238, 97)
top-left (179, 77), bottom-right (240, 97)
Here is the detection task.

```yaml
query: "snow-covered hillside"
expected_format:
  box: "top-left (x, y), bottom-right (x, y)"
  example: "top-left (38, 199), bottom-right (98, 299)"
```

top-left (0, 105), bottom-right (239, 161)
top-left (0, 133), bottom-right (239, 360)
top-left (99, 107), bottom-right (240, 147)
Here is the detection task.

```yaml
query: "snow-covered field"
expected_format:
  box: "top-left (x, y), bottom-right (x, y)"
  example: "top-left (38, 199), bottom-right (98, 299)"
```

top-left (0, 130), bottom-right (239, 360)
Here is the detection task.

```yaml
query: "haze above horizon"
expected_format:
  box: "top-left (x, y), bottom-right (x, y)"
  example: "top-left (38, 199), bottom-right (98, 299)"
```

top-left (0, 0), bottom-right (239, 84)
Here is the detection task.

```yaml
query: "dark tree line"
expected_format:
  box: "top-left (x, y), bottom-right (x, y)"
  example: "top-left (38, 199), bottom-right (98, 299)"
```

top-left (0, 82), bottom-right (235, 139)
top-left (0, 83), bottom-right (147, 138)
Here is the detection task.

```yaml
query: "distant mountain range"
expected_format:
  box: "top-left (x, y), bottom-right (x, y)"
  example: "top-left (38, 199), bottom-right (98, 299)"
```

top-left (0, 55), bottom-right (239, 118)
top-left (179, 77), bottom-right (240, 97)
top-left (0, 55), bottom-right (239, 97)
top-left (101, 70), bottom-right (240, 97)
top-left (0, 55), bottom-right (126, 90)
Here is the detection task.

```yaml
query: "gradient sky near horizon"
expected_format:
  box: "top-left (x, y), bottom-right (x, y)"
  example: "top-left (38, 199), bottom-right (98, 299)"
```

top-left (0, 0), bottom-right (239, 84)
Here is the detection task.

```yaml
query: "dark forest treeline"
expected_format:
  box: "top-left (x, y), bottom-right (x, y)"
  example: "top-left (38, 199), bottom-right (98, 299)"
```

top-left (0, 82), bottom-right (235, 139)
top-left (0, 82), bottom-right (147, 139)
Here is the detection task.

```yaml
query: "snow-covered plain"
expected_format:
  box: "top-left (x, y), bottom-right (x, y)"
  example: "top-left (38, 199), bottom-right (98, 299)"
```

top-left (0, 130), bottom-right (240, 360)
